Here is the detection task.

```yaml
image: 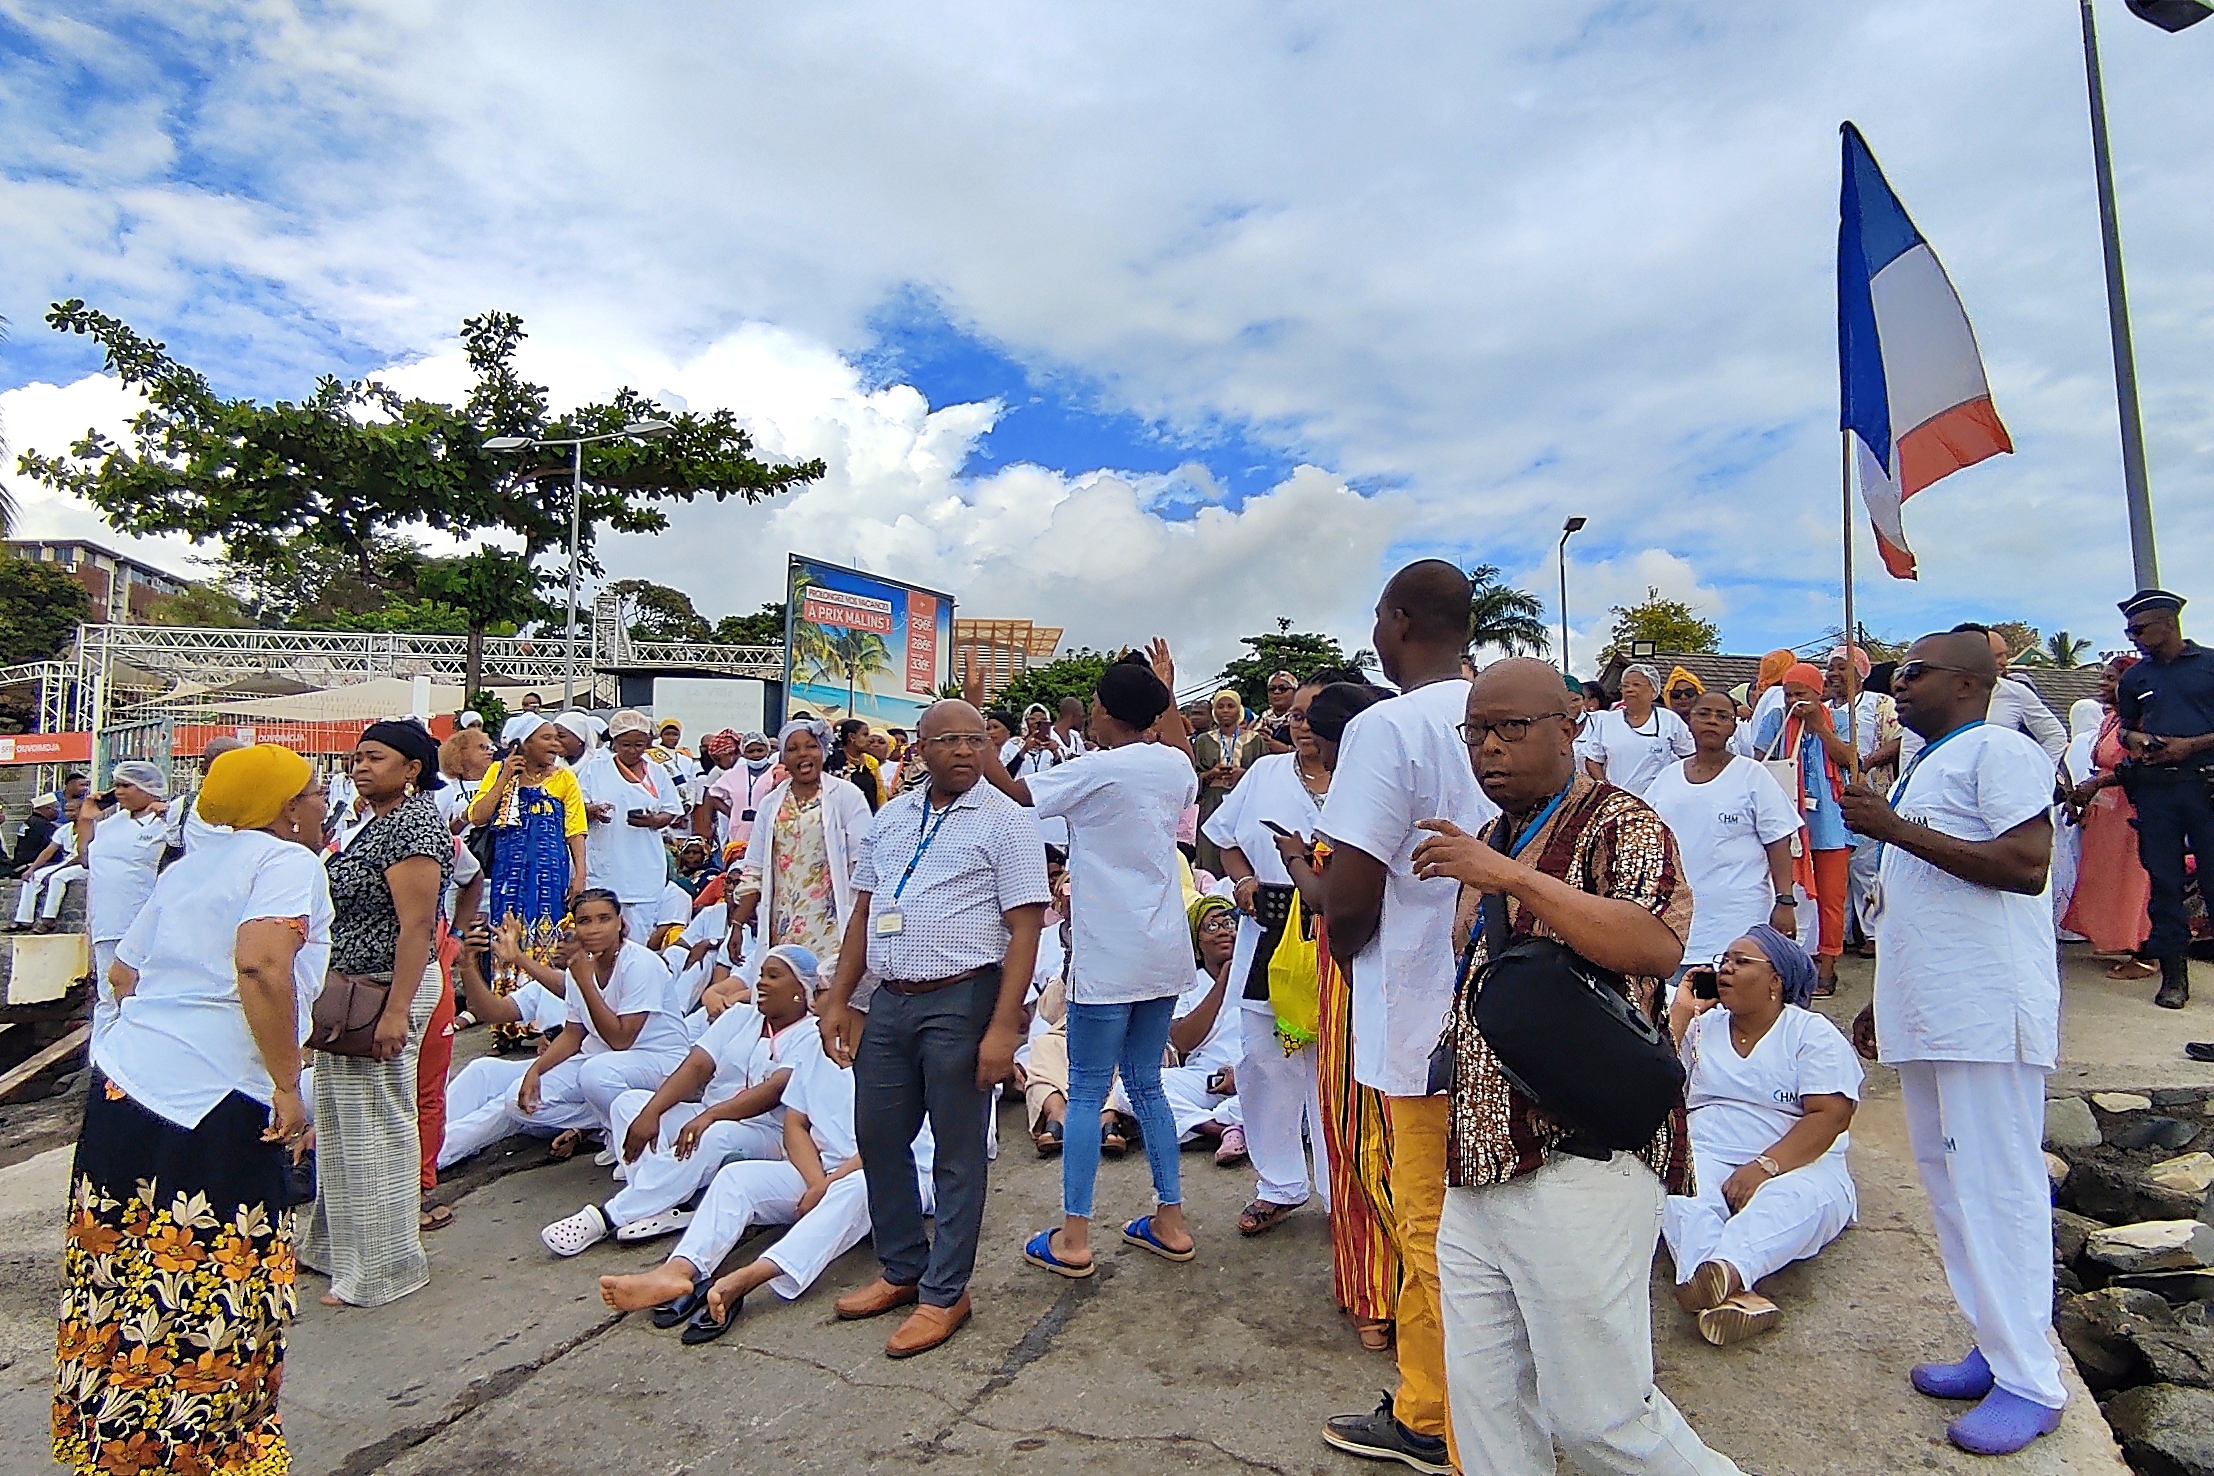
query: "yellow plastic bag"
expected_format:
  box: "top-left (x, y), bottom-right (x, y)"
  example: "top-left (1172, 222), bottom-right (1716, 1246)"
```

top-left (1267, 889), bottom-right (1321, 1050)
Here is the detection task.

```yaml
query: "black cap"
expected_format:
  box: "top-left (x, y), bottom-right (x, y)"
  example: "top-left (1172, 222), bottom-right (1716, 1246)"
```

top-left (2119, 589), bottom-right (2187, 617)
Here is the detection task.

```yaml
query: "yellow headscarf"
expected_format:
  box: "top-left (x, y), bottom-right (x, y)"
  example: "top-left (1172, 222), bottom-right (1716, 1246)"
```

top-left (1666, 666), bottom-right (1705, 696)
top-left (195, 744), bottom-right (314, 831)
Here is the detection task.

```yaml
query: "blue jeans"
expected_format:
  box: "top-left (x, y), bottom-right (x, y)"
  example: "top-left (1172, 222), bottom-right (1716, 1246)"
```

top-left (1062, 996), bottom-right (1181, 1220)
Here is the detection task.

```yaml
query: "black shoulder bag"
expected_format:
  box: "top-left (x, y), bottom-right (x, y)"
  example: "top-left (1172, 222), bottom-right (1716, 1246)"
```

top-left (1448, 811), bottom-right (1685, 1152)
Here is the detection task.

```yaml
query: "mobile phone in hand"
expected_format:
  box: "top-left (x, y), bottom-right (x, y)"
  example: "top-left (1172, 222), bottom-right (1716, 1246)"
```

top-left (1688, 967), bottom-right (1719, 1001)
top-left (1259, 820), bottom-right (1297, 839)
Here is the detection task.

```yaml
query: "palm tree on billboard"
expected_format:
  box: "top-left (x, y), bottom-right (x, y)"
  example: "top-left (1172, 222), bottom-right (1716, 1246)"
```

top-left (810, 628), bottom-right (893, 716)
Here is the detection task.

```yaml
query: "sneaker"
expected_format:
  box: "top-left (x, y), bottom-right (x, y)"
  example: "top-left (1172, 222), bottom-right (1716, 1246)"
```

top-left (1215, 1125), bottom-right (1248, 1167)
top-left (592, 1145), bottom-right (620, 1167)
top-left (1322, 1394), bottom-right (1451, 1474)
top-left (540, 1204), bottom-right (610, 1257)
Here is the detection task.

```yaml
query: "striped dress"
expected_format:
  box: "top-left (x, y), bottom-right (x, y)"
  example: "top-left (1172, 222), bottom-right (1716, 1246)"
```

top-left (1311, 856), bottom-right (1399, 1325)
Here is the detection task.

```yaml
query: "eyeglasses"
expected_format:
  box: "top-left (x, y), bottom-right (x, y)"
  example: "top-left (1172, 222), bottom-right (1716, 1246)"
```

top-left (1267, 683), bottom-right (1296, 693)
top-left (2125, 618), bottom-right (2166, 638)
top-left (922, 733), bottom-right (992, 751)
top-left (1197, 913), bottom-right (1239, 934)
top-left (1457, 712), bottom-right (1568, 745)
top-left (1712, 951), bottom-right (1767, 970)
top-left (1895, 660), bottom-right (1969, 684)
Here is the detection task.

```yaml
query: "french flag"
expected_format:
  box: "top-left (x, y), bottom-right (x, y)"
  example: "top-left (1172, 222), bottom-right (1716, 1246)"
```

top-left (1838, 123), bottom-right (2012, 580)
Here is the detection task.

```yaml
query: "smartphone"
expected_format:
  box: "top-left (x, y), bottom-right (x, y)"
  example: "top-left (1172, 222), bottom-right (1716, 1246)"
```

top-left (1688, 967), bottom-right (1719, 1001)
top-left (1205, 1069), bottom-right (1232, 1096)
top-left (1259, 820), bottom-right (1299, 839)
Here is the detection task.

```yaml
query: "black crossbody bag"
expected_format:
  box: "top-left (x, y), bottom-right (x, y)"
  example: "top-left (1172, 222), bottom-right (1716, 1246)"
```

top-left (1429, 810), bottom-right (1684, 1152)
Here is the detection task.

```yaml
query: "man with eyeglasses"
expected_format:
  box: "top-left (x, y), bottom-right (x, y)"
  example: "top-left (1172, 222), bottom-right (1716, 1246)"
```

top-left (2114, 589), bottom-right (2214, 1013)
top-left (816, 699), bottom-right (1050, 1358)
top-left (1837, 631), bottom-right (2067, 1455)
top-left (1407, 657), bottom-right (1739, 1475)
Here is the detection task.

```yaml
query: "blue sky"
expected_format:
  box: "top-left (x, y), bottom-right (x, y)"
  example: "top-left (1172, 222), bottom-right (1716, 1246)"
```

top-left (4, 1), bottom-right (2208, 677)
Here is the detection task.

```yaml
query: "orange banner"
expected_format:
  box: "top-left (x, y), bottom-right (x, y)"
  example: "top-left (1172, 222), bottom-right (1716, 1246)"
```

top-left (0, 732), bottom-right (94, 765)
top-left (171, 716), bottom-right (455, 758)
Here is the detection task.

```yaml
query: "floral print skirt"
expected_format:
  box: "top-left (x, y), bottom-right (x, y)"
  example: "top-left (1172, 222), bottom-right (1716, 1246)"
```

top-left (54, 1077), bottom-right (299, 1476)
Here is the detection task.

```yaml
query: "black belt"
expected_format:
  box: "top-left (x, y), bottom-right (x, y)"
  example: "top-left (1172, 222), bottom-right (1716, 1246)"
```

top-left (878, 966), bottom-right (995, 997)
top-left (1552, 1131), bottom-right (1613, 1163)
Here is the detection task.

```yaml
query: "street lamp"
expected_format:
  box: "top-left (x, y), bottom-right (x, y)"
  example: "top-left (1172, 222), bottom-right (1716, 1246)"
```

top-left (1558, 516), bottom-right (1587, 680)
top-left (484, 419), bottom-right (675, 708)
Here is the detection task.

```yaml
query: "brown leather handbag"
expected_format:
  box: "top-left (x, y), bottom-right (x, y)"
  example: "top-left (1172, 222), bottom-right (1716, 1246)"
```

top-left (308, 971), bottom-right (392, 1057)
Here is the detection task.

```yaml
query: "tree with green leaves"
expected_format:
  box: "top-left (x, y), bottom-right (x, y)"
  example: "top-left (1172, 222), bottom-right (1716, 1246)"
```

top-left (609, 580), bottom-right (711, 643)
top-left (1466, 564), bottom-right (1550, 657)
top-left (415, 549), bottom-right (554, 694)
top-left (0, 554), bottom-right (93, 665)
top-left (1214, 626), bottom-right (1374, 709)
top-left (1601, 587), bottom-right (1720, 660)
top-left (712, 601), bottom-right (787, 646)
top-left (146, 582), bottom-right (257, 629)
top-left (20, 301), bottom-right (825, 685)
top-left (985, 651), bottom-right (1113, 718)
top-left (2013, 629), bottom-right (2090, 669)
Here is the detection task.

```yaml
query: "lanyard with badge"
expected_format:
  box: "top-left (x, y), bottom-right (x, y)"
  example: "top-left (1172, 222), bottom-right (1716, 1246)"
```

top-left (875, 793), bottom-right (956, 937)
top-left (1864, 719), bottom-right (1981, 922)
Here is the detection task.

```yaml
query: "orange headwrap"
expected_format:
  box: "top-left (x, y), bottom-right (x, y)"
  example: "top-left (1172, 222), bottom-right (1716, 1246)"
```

top-left (1755, 649), bottom-right (1796, 691)
top-left (1782, 662), bottom-right (1826, 691)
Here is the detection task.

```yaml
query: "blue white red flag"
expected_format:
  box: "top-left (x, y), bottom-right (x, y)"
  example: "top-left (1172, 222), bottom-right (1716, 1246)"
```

top-left (1838, 123), bottom-right (2011, 580)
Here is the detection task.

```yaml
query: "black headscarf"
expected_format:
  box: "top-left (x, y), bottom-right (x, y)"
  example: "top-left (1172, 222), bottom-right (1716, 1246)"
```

top-left (362, 719), bottom-right (446, 791)
top-left (1095, 653), bottom-right (1172, 729)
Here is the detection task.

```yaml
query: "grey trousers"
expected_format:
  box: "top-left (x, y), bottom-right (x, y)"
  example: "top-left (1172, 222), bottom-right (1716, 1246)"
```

top-left (853, 970), bottom-right (999, 1308)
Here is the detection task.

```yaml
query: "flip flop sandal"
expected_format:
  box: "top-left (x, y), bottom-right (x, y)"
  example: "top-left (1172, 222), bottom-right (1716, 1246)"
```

top-left (1237, 1199), bottom-right (1298, 1237)
top-left (1357, 1320), bottom-right (1394, 1352)
top-left (1023, 1229), bottom-right (1096, 1278)
top-left (1100, 1123), bottom-right (1128, 1159)
top-left (419, 1203), bottom-right (455, 1233)
top-left (547, 1130), bottom-right (583, 1161)
top-left (1032, 1119), bottom-right (1064, 1158)
top-left (651, 1274), bottom-right (713, 1330)
top-left (615, 1209), bottom-right (696, 1243)
top-left (1121, 1215), bottom-right (1195, 1263)
top-left (2106, 959), bottom-right (2159, 980)
top-left (1811, 979), bottom-right (1838, 998)
top-left (680, 1295), bottom-right (742, 1345)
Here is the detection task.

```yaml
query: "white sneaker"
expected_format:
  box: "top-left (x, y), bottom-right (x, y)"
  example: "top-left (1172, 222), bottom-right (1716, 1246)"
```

top-left (592, 1146), bottom-right (619, 1168)
top-left (540, 1204), bottom-right (609, 1257)
top-left (613, 1208), bottom-right (696, 1244)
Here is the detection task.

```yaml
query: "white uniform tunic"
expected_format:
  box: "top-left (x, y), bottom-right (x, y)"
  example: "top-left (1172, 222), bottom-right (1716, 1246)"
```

top-left (1583, 706), bottom-right (1696, 797)
top-left (1643, 756), bottom-right (1802, 963)
top-left (1028, 742), bottom-right (1198, 1006)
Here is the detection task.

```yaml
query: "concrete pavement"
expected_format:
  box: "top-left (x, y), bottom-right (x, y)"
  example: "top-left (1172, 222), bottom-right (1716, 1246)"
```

top-left (7, 947), bottom-right (2198, 1472)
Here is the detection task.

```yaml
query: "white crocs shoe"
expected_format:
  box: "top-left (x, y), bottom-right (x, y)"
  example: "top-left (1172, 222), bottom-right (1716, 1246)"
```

top-left (614, 1208), bottom-right (696, 1244)
top-left (592, 1146), bottom-right (619, 1167)
top-left (540, 1204), bottom-right (610, 1257)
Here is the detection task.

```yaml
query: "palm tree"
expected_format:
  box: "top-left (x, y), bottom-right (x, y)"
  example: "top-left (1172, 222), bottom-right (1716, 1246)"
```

top-left (808, 627), bottom-right (893, 716)
top-left (2035, 630), bottom-right (2090, 669)
top-left (1467, 563), bottom-right (1550, 657)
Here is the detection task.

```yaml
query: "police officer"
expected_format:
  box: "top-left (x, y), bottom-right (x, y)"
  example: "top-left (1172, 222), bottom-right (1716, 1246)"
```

top-left (2114, 590), bottom-right (2214, 1012)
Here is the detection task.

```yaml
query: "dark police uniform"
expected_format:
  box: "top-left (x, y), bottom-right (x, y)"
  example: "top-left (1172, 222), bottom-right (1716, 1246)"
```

top-left (2116, 632), bottom-right (2214, 971)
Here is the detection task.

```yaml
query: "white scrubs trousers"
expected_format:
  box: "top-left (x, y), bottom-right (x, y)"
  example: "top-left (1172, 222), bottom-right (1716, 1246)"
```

top-left (1107, 1066), bottom-right (1238, 1141)
top-left (603, 1089), bottom-right (783, 1227)
top-left (436, 1055), bottom-right (606, 1168)
top-left (1663, 1149), bottom-right (1856, 1291)
top-left (1437, 1152), bottom-right (1743, 1476)
top-left (1897, 1058), bottom-right (2067, 1410)
top-left (1846, 833), bottom-right (1882, 943)
top-left (577, 1046), bottom-right (690, 1125)
top-left (435, 1059), bottom-right (541, 1167)
top-left (1235, 999), bottom-right (1328, 1209)
top-left (15, 864), bottom-right (84, 922)
top-left (667, 1161), bottom-right (936, 1300)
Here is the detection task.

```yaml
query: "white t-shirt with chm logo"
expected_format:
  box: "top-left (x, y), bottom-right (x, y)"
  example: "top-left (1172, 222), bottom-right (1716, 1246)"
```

top-left (1644, 755), bottom-right (1803, 962)
top-left (1873, 725), bottom-right (2060, 1068)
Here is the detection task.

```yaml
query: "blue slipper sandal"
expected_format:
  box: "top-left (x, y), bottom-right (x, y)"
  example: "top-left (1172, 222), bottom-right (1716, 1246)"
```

top-left (1122, 1216), bottom-right (1195, 1263)
top-left (1023, 1229), bottom-right (1096, 1278)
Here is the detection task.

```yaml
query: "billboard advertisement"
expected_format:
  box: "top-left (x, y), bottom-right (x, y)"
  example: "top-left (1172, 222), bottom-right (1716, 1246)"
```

top-left (783, 555), bottom-right (955, 731)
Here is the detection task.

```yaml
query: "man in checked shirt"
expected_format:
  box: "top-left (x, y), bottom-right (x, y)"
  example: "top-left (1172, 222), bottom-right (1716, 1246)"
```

top-left (818, 699), bottom-right (1051, 1358)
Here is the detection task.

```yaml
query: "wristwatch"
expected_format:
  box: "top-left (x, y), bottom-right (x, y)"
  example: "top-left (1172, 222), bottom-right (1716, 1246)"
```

top-left (1753, 1154), bottom-right (1783, 1178)
top-left (1773, 894), bottom-right (1797, 908)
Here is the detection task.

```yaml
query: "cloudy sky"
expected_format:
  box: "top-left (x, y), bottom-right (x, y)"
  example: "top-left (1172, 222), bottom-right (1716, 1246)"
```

top-left (3, 1), bottom-right (2208, 679)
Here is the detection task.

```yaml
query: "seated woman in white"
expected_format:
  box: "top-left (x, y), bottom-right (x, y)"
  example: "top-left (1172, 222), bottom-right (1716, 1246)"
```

top-left (1109, 894), bottom-right (1241, 1152)
top-left (596, 1042), bottom-right (935, 1344)
top-left (539, 945), bottom-right (823, 1255)
top-left (436, 922), bottom-right (573, 1169)
top-left (438, 890), bottom-right (689, 1165)
top-left (1663, 924), bottom-right (1861, 1346)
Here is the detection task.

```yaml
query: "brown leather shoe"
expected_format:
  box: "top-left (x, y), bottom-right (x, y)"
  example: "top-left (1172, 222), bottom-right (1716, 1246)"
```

top-left (834, 1277), bottom-right (919, 1321)
top-left (884, 1295), bottom-right (970, 1358)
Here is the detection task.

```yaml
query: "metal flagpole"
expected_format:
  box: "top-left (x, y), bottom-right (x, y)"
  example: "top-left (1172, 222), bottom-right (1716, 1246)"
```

top-left (1841, 431), bottom-right (1862, 780)
top-left (2080, 0), bottom-right (2160, 589)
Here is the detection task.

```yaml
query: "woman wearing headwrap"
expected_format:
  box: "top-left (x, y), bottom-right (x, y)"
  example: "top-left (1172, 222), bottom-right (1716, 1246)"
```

top-left (1661, 927), bottom-right (1861, 1346)
top-left (83, 759), bottom-right (172, 1027)
top-left (703, 731), bottom-right (780, 848)
top-left (578, 711), bottom-right (685, 940)
top-left (1582, 663), bottom-right (1695, 797)
top-left (2062, 655), bottom-right (2154, 969)
top-left (1826, 646), bottom-right (1900, 957)
top-left (1754, 662), bottom-right (1858, 992)
top-left (54, 746), bottom-right (331, 1476)
top-left (300, 719), bottom-right (455, 1308)
top-left (467, 713), bottom-right (589, 1049)
top-left (726, 720), bottom-right (873, 989)
top-left (1191, 688), bottom-right (1265, 873)
top-left (1663, 666), bottom-right (1705, 720)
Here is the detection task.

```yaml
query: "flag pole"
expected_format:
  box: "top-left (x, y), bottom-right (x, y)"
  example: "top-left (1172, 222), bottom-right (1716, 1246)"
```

top-left (1841, 430), bottom-right (1862, 781)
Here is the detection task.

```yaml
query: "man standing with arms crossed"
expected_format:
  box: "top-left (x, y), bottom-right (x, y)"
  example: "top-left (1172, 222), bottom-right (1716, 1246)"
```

top-left (1841, 631), bottom-right (2068, 1456)
top-left (818, 699), bottom-right (1051, 1358)
top-left (1317, 560), bottom-right (1496, 1473)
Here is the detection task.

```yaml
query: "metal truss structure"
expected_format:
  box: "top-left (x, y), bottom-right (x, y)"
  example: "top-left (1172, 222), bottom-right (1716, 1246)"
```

top-left (67, 588), bottom-right (784, 732)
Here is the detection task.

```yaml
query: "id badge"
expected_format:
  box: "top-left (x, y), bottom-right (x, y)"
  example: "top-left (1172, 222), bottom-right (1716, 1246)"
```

top-left (875, 909), bottom-right (905, 936)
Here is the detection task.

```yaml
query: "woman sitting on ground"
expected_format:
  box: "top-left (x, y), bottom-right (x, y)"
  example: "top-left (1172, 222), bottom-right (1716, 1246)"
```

top-left (1105, 894), bottom-right (1241, 1160)
top-left (436, 890), bottom-right (687, 1165)
top-left (1663, 925), bottom-right (1860, 1346)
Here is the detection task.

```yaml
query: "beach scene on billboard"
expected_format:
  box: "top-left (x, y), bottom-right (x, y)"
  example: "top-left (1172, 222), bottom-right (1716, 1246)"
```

top-left (782, 555), bottom-right (956, 730)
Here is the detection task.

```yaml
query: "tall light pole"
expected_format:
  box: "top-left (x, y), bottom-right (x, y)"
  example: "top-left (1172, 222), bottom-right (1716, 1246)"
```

top-left (484, 419), bottom-right (674, 708)
top-left (1558, 516), bottom-right (1587, 680)
top-left (2078, 0), bottom-right (2160, 589)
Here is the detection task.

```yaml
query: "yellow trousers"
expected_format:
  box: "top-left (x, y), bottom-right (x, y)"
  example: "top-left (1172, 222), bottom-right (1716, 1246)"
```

top-left (1385, 1094), bottom-right (1452, 1449)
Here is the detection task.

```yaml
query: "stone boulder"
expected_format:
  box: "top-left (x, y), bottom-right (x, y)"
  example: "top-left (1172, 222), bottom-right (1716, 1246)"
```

top-left (2149, 1153), bottom-right (2214, 1200)
top-left (2067, 1162), bottom-right (2209, 1226)
top-left (2114, 1117), bottom-right (2205, 1153)
top-left (2057, 1286), bottom-right (2170, 1388)
top-left (2056, 1208), bottom-right (2103, 1265)
top-left (2047, 1096), bottom-right (2102, 1150)
top-left (2088, 1221), bottom-right (2214, 1275)
top-left (2096, 1092), bottom-right (2155, 1113)
top-left (2104, 1383), bottom-right (2214, 1476)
